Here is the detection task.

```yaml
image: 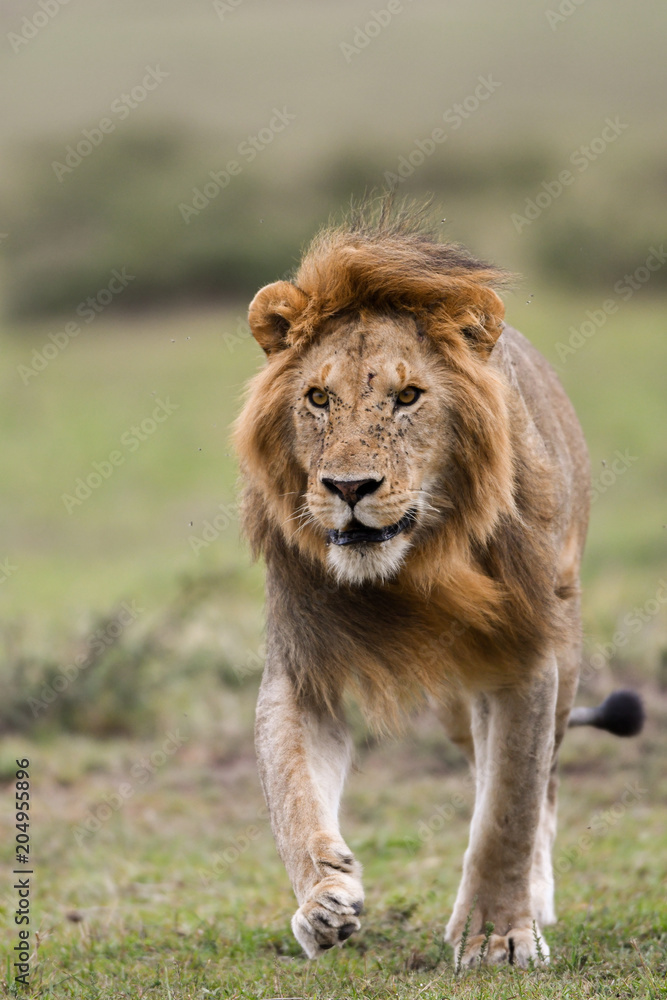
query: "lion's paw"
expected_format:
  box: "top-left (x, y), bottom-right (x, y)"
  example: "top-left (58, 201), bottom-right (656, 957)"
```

top-left (455, 926), bottom-right (550, 970)
top-left (291, 873), bottom-right (364, 959)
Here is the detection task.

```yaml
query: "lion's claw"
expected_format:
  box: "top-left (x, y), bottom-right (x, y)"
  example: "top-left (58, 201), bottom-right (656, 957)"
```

top-left (292, 874), bottom-right (364, 958)
top-left (454, 926), bottom-right (550, 969)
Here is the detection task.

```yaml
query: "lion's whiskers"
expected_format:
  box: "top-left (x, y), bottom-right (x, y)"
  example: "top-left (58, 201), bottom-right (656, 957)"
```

top-left (292, 517), bottom-right (318, 537)
top-left (405, 488), bottom-right (446, 518)
top-left (282, 501), bottom-right (311, 528)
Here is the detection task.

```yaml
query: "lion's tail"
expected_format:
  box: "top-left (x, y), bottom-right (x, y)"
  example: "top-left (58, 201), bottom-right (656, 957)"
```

top-left (568, 689), bottom-right (645, 737)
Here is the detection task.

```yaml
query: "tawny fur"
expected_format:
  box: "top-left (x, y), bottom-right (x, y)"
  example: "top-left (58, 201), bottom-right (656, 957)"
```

top-left (234, 202), bottom-right (590, 966)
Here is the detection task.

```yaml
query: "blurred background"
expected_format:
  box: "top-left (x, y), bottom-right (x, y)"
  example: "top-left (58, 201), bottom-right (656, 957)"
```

top-left (0, 0), bottom-right (665, 988)
top-left (1, 0), bottom-right (666, 738)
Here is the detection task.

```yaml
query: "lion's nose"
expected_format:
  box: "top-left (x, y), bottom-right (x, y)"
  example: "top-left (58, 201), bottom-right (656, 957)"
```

top-left (321, 477), bottom-right (384, 507)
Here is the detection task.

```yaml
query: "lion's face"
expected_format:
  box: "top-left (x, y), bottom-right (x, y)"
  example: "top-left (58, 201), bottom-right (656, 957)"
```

top-left (239, 252), bottom-right (513, 593)
top-left (292, 313), bottom-right (451, 584)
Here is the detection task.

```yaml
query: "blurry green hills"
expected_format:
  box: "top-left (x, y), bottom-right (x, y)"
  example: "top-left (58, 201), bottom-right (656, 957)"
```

top-left (1, 0), bottom-right (666, 318)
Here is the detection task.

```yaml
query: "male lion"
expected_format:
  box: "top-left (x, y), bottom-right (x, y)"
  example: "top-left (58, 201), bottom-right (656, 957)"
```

top-left (234, 204), bottom-right (643, 967)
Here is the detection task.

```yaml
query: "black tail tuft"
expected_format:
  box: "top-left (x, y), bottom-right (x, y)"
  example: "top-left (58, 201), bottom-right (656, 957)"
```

top-left (569, 689), bottom-right (645, 737)
top-left (593, 689), bottom-right (645, 736)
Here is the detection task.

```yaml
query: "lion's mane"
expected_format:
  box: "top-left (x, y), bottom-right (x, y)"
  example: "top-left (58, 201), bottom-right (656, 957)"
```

top-left (235, 204), bottom-right (567, 724)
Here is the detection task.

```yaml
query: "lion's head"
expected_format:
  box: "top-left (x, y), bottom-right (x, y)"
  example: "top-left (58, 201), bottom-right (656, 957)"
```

top-left (235, 205), bottom-right (516, 590)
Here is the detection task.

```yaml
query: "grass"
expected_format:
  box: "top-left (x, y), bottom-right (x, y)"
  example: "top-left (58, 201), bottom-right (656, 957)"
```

top-left (0, 305), bottom-right (261, 627)
top-left (1, 696), bottom-right (666, 998)
top-left (1, 295), bottom-right (666, 996)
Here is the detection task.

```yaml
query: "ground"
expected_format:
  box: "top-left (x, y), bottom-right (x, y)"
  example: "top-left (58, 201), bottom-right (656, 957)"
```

top-left (1, 693), bottom-right (666, 998)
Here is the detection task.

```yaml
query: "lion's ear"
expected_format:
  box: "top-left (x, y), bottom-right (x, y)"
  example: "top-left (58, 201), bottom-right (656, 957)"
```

top-left (457, 287), bottom-right (505, 358)
top-left (248, 281), bottom-right (308, 355)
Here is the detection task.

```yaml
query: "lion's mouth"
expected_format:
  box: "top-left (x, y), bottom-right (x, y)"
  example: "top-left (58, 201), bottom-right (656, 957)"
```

top-left (326, 509), bottom-right (417, 547)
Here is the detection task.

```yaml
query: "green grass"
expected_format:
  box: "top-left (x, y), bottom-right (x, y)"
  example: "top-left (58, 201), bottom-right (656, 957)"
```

top-left (1, 297), bottom-right (666, 996)
top-left (1, 698), bottom-right (666, 998)
top-left (0, 306), bottom-right (261, 628)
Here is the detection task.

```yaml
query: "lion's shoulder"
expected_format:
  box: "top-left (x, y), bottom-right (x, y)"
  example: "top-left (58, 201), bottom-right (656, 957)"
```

top-left (493, 323), bottom-right (589, 498)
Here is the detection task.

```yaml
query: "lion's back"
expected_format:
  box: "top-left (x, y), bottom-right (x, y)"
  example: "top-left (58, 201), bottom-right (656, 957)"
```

top-left (493, 323), bottom-right (590, 556)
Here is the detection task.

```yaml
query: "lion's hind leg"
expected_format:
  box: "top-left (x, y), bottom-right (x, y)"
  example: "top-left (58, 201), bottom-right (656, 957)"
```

top-left (445, 657), bottom-right (558, 968)
top-left (530, 616), bottom-right (582, 927)
top-left (434, 694), bottom-right (475, 766)
top-left (530, 765), bottom-right (558, 927)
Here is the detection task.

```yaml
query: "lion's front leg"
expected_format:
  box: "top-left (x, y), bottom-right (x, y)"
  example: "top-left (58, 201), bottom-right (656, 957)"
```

top-left (255, 662), bottom-right (363, 958)
top-left (445, 656), bottom-right (558, 968)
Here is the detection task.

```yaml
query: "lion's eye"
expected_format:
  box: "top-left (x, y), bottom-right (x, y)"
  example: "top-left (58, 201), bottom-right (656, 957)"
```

top-left (396, 386), bottom-right (422, 406)
top-left (307, 388), bottom-right (329, 408)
